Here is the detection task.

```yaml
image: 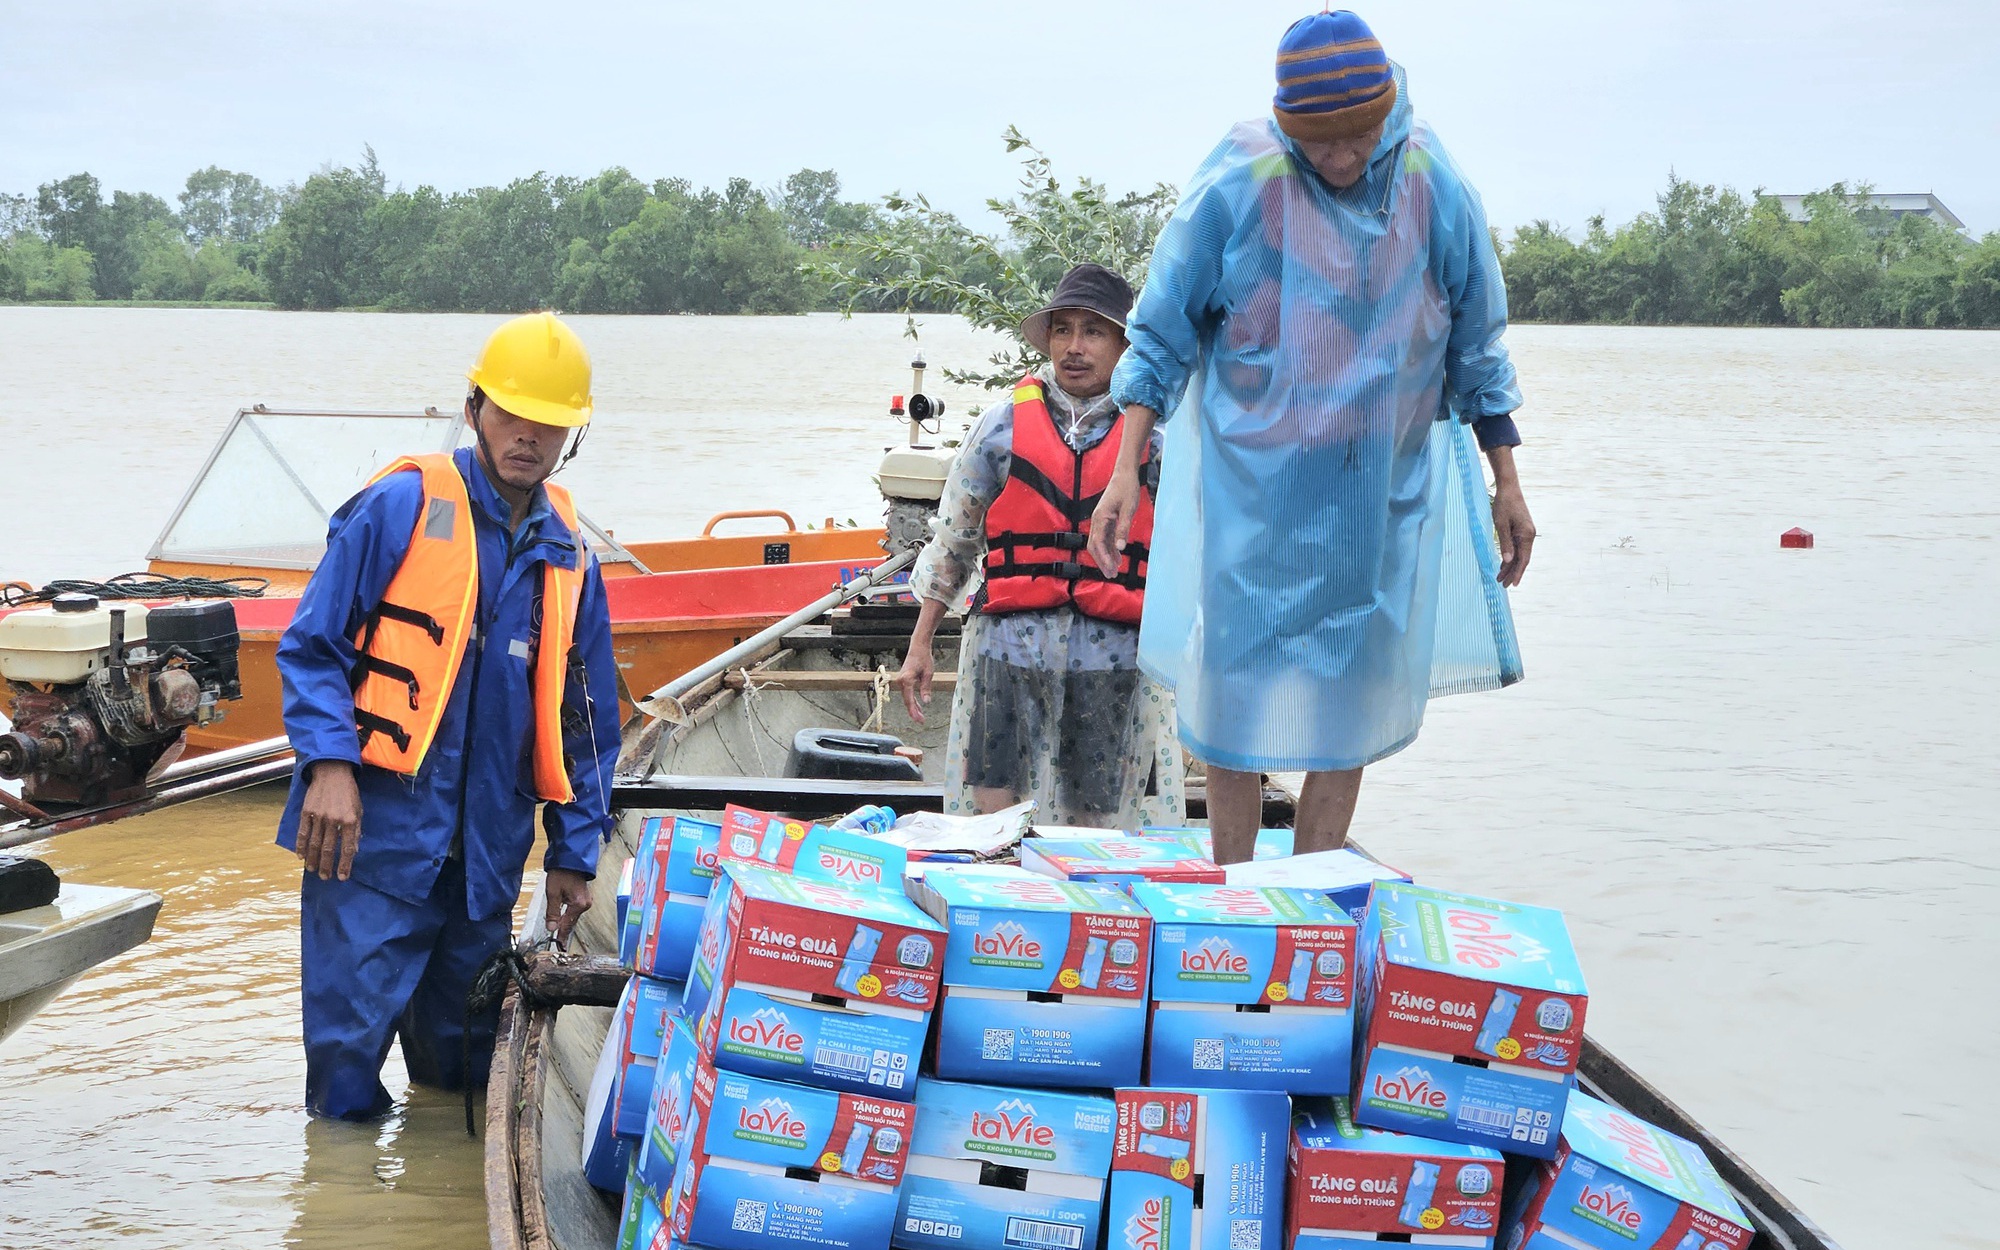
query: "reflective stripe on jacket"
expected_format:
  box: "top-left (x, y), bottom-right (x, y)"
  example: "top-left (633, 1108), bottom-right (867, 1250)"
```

top-left (351, 454), bottom-right (586, 804)
top-left (981, 376), bottom-right (1154, 624)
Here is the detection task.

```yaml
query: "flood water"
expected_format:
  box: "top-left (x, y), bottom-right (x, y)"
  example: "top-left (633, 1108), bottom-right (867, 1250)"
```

top-left (1, 309), bottom-right (1995, 1250)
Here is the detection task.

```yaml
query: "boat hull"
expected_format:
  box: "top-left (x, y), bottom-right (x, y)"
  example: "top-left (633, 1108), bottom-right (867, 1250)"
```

top-left (0, 882), bottom-right (163, 1047)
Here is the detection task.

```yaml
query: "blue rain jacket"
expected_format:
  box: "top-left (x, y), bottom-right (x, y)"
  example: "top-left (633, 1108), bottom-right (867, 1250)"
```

top-left (276, 447), bottom-right (619, 921)
top-left (1112, 66), bottom-right (1524, 774)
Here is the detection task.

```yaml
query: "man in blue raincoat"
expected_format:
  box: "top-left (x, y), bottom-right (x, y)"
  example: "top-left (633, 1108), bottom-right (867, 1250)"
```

top-left (1091, 10), bottom-right (1535, 865)
top-left (276, 312), bottom-right (621, 1121)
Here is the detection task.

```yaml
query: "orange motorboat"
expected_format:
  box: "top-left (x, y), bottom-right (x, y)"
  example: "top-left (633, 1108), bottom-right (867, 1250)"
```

top-left (6, 405), bottom-right (906, 756)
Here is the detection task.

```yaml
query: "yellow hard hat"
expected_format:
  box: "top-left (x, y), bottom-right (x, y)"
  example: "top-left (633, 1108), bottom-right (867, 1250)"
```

top-left (466, 311), bottom-right (594, 428)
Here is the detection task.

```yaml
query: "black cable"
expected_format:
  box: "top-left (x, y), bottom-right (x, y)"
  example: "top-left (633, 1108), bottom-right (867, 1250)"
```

top-left (0, 572), bottom-right (271, 608)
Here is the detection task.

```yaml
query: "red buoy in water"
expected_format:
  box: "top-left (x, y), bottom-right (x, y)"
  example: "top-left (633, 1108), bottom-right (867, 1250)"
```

top-left (1781, 527), bottom-right (1815, 549)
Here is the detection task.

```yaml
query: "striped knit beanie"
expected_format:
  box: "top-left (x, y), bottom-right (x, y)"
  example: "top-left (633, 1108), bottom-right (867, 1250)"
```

top-left (1272, 10), bottom-right (1398, 142)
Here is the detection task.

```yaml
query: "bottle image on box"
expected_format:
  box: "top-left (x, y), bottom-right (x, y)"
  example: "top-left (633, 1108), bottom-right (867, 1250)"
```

top-left (1081, 936), bottom-right (1108, 990)
top-left (1399, 1159), bottom-right (1440, 1228)
top-left (1137, 1131), bottom-right (1190, 1161)
top-left (1674, 1232), bottom-right (1706, 1250)
top-left (1474, 988), bottom-right (1521, 1058)
top-left (1286, 949), bottom-right (1313, 1001)
top-left (835, 924), bottom-right (884, 997)
top-left (841, 1121), bottom-right (872, 1174)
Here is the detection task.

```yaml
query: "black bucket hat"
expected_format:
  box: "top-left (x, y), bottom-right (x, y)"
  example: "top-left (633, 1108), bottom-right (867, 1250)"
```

top-left (1020, 263), bottom-right (1135, 356)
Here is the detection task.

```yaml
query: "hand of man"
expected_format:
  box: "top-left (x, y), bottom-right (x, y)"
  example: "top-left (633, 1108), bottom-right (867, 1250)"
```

top-left (1089, 465), bottom-right (1143, 577)
top-left (1492, 482), bottom-right (1536, 587)
top-left (896, 642), bottom-right (935, 724)
top-left (298, 760), bottom-right (363, 881)
top-left (545, 868), bottom-right (593, 948)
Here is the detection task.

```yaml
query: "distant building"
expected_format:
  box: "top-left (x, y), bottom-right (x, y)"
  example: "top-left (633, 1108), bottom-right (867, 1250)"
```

top-left (1773, 192), bottom-right (1965, 232)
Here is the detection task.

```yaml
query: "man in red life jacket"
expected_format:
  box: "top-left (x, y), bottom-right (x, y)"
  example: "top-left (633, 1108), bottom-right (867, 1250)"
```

top-left (896, 265), bottom-right (1184, 829)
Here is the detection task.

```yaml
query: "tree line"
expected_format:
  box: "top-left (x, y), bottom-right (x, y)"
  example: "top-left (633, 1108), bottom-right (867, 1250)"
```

top-left (4, 146), bottom-right (1998, 328)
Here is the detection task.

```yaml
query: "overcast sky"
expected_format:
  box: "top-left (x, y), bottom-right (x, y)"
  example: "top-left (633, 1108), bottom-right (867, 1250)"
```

top-left (5, 0), bottom-right (1997, 236)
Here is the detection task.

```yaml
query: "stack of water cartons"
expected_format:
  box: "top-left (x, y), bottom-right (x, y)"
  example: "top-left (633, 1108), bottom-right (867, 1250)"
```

top-left (588, 810), bottom-right (1752, 1250)
top-left (618, 802), bottom-right (944, 1250)
top-left (583, 811), bottom-right (721, 1195)
top-left (900, 865), bottom-right (1136, 1250)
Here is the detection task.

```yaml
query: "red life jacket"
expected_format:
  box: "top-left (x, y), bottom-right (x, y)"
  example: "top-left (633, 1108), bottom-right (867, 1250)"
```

top-left (982, 376), bottom-right (1154, 624)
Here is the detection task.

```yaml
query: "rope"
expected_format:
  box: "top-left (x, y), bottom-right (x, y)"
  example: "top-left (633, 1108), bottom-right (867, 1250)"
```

top-left (463, 938), bottom-right (557, 1136)
top-left (735, 667), bottom-right (773, 775)
top-left (866, 665), bottom-right (893, 734)
top-left (0, 571), bottom-right (271, 607)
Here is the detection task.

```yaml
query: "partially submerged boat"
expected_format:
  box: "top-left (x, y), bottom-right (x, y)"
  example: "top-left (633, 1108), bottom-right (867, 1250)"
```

top-left (483, 622), bottom-right (1845, 1250)
top-left (2, 404), bottom-right (898, 754)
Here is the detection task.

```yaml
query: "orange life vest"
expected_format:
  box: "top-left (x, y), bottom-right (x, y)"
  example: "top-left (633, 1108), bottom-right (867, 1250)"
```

top-left (981, 376), bottom-right (1154, 624)
top-left (349, 453), bottom-right (587, 803)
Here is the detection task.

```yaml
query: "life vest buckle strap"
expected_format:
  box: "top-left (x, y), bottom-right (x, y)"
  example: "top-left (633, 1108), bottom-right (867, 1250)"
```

top-left (355, 707), bottom-right (413, 753)
top-left (368, 600), bottom-right (447, 647)
top-left (351, 653), bottom-right (423, 711)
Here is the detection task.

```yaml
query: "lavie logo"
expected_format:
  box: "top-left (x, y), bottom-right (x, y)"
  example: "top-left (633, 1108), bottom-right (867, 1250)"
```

top-left (970, 1099), bottom-right (1055, 1148)
top-left (814, 848), bottom-right (884, 885)
top-left (727, 1007), bottom-right (804, 1054)
top-left (974, 921), bottom-right (1043, 961)
top-left (738, 1097), bottom-right (807, 1142)
top-left (1575, 1183), bottom-right (1644, 1232)
top-left (1595, 1107), bottom-right (1674, 1182)
top-left (1445, 908), bottom-right (1551, 971)
top-left (1371, 1066), bottom-right (1448, 1109)
top-left (692, 843), bottom-right (720, 875)
top-left (657, 1074), bottom-right (688, 1143)
top-left (1124, 1197), bottom-right (1168, 1250)
top-left (1179, 938), bottom-right (1249, 975)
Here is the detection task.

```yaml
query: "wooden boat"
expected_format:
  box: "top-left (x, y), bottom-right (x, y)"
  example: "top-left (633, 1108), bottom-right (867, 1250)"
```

top-left (0, 878), bottom-right (161, 1045)
top-left (1, 405), bottom-right (897, 755)
top-left (482, 616), bottom-right (1845, 1250)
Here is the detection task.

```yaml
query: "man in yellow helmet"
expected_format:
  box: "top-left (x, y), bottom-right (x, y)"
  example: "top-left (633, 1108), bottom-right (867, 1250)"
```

top-left (275, 312), bottom-right (622, 1120)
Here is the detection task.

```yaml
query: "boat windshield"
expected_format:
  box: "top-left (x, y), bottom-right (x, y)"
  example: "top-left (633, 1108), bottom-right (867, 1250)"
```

top-left (149, 408), bottom-right (637, 571)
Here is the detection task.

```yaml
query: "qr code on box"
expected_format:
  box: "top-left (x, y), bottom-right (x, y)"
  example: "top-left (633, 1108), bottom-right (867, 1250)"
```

top-left (1193, 1038), bottom-right (1226, 1071)
top-left (1229, 1219), bottom-right (1260, 1250)
top-left (982, 1028), bottom-right (1015, 1061)
top-left (732, 1199), bottom-right (767, 1234)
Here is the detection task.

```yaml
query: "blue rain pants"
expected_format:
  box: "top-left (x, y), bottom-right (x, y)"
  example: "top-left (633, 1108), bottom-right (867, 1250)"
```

top-left (300, 857), bottom-right (510, 1120)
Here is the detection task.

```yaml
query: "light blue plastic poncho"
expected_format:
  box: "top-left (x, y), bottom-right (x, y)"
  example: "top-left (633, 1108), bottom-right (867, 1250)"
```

top-left (1112, 67), bottom-right (1524, 774)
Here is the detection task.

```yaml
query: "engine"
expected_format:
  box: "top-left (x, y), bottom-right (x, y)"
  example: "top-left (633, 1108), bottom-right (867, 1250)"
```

top-left (0, 594), bottom-right (242, 809)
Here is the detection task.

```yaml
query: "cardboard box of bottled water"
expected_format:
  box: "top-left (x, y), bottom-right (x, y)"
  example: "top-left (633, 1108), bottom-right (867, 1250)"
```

top-left (1106, 1087), bottom-right (1291, 1250)
top-left (616, 1155), bottom-right (662, 1250)
top-left (1352, 883), bottom-right (1587, 1159)
top-left (912, 867), bottom-right (1152, 1088)
top-left (1019, 837), bottom-right (1225, 892)
top-left (695, 982), bottom-right (926, 1101)
top-left (1288, 1095), bottom-right (1504, 1248)
top-left (616, 974), bottom-right (688, 1138)
top-left (1138, 828), bottom-right (1295, 861)
top-left (630, 815), bottom-right (723, 981)
top-left (895, 1077), bottom-right (1117, 1250)
top-left (1222, 848), bottom-right (1412, 925)
top-left (680, 862), bottom-right (943, 1089)
top-left (584, 1010), bottom-right (635, 1193)
top-left (1502, 1089), bottom-right (1752, 1250)
top-left (715, 802), bottom-right (907, 890)
top-left (1135, 884), bottom-right (1357, 1092)
top-left (665, 1052), bottom-right (913, 1250)
top-left (635, 1015), bottom-right (703, 1198)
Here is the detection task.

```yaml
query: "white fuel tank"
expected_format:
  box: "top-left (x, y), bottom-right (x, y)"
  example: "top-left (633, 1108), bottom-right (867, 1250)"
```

top-left (0, 601), bottom-right (150, 684)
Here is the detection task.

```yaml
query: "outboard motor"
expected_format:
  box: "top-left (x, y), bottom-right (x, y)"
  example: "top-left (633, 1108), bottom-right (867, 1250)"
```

top-left (0, 594), bottom-right (243, 809)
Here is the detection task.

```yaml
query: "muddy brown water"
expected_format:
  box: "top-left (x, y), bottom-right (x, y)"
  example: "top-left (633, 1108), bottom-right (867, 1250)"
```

top-left (1, 310), bottom-right (1995, 1249)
